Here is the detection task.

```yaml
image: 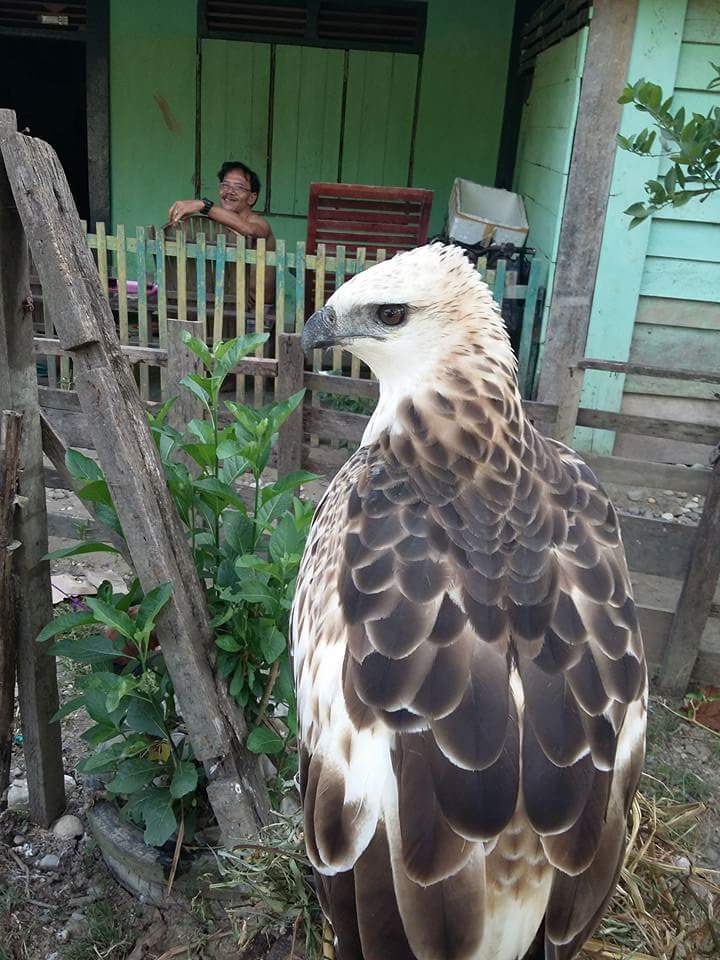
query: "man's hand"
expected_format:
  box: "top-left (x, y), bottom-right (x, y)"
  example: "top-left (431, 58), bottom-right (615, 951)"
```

top-left (167, 199), bottom-right (203, 226)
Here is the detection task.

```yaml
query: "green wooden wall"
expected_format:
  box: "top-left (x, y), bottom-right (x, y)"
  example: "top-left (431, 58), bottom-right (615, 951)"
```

top-left (512, 29), bottom-right (588, 342)
top-left (109, 0), bottom-right (515, 243)
top-left (109, 0), bottom-right (197, 232)
top-left (413, 0), bottom-right (516, 235)
top-left (581, 0), bottom-right (720, 461)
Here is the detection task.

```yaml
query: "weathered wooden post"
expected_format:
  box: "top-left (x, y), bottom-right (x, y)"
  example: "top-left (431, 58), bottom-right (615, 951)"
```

top-left (553, 366), bottom-right (585, 447)
top-left (166, 318), bottom-right (204, 434)
top-left (1, 128), bottom-right (270, 842)
top-left (660, 452), bottom-right (720, 696)
top-left (0, 109), bottom-right (65, 824)
top-left (276, 333), bottom-right (305, 476)
top-left (0, 411), bottom-right (22, 798)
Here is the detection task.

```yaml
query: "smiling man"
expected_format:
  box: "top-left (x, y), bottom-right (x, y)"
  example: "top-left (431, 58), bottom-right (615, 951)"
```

top-left (168, 160), bottom-right (275, 309)
top-left (168, 160), bottom-right (274, 246)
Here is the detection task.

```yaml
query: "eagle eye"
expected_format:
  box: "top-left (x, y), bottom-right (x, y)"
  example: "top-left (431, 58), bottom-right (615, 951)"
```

top-left (378, 304), bottom-right (406, 327)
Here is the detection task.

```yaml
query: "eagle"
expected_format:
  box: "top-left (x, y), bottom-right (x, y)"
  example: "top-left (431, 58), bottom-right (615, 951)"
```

top-left (291, 244), bottom-right (647, 960)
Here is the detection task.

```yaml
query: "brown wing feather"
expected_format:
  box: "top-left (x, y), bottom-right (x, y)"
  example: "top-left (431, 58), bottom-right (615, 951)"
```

top-left (293, 384), bottom-right (646, 960)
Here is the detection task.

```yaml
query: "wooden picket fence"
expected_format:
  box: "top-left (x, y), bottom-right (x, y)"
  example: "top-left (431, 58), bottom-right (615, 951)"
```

top-left (31, 224), bottom-right (548, 403)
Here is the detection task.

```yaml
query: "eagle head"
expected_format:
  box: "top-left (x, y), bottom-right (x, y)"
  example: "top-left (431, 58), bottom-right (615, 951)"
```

top-left (301, 243), bottom-right (512, 386)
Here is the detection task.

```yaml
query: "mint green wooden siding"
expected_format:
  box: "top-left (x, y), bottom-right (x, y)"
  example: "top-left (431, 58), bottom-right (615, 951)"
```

top-left (413, 0), bottom-right (516, 235)
top-left (581, 0), bottom-right (720, 461)
top-left (513, 30), bottom-right (587, 350)
top-left (341, 52), bottom-right (418, 185)
top-left (108, 0), bottom-right (515, 245)
top-left (109, 0), bottom-right (197, 231)
top-left (270, 46), bottom-right (345, 216)
top-left (200, 41), bottom-right (271, 206)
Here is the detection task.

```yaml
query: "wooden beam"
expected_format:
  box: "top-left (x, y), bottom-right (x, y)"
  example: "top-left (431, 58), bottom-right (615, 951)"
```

top-left (578, 357), bottom-right (720, 385)
top-left (277, 334), bottom-right (305, 476)
top-left (659, 454), bottom-right (720, 696)
top-left (535, 0), bottom-right (639, 424)
top-left (85, 0), bottom-right (110, 227)
top-left (0, 411), bottom-right (22, 800)
top-left (576, 0), bottom-right (689, 454)
top-left (0, 110), bottom-right (65, 826)
top-left (2, 130), bottom-right (270, 842)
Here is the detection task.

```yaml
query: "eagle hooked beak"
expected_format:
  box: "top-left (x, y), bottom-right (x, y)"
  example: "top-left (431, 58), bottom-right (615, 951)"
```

top-left (301, 306), bottom-right (341, 358)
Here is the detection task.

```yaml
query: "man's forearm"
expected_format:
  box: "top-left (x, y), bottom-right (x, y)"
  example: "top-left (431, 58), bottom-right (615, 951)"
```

top-left (209, 205), bottom-right (266, 239)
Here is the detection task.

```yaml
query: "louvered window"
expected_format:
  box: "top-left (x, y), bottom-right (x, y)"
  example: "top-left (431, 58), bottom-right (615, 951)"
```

top-left (519, 0), bottom-right (590, 74)
top-left (0, 0), bottom-right (86, 32)
top-left (201, 0), bottom-right (427, 54)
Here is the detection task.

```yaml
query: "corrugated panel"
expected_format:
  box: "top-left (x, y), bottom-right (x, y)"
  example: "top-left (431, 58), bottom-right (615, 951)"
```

top-left (0, 0), bottom-right (86, 30)
top-left (203, 0), bottom-right (426, 53)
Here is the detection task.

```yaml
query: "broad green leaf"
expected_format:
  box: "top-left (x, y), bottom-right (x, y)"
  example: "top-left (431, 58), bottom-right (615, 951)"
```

top-left (77, 740), bottom-right (127, 773)
top-left (180, 374), bottom-right (212, 411)
top-left (65, 449), bottom-right (103, 483)
top-left (246, 726), bottom-right (284, 755)
top-left (229, 663), bottom-right (245, 698)
top-left (170, 761), bottom-right (198, 799)
top-left (269, 514), bottom-right (303, 563)
top-left (215, 634), bottom-right (242, 652)
top-left (194, 477), bottom-right (248, 511)
top-left (107, 758), bottom-right (158, 794)
top-left (77, 479), bottom-right (114, 508)
top-left (126, 697), bottom-right (167, 739)
top-left (260, 626), bottom-right (286, 664)
top-left (80, 722), bottom-right (121, 747)
top-left (106, 676), bottom-right (137, 713)
top-left (42, 541), bottom-right (121, 562)
top-left (85, 598), bottom-right (136, 639)
top-left (48, 632), bottom-right (124, 663)
top-left (187, 418), bottom-right (215, 444)
top-left (36, 610), bottom-right (95, 644)
top-left (141, 788), bottom-right (178, 847)
top-left (135, 582), bottom-right (173, 634)
top-left (216, 438), bottom-right (243, 459)
top-left (50, 695), bottom-right (88, 724)
top-left (261, 471), bottom-right (318, 504)
top-left (179, 331), bottom-right (213, 369)
top-left (94, 502), bottom-right (125, 538)
top-left (147, 395), bottom-right (177, 428)
top-left (214, 333), bottom-right (269, 380)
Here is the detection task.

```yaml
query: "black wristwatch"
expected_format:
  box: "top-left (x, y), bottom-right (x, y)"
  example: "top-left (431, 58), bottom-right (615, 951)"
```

top-left (201, 197), bottom-right (214, 215)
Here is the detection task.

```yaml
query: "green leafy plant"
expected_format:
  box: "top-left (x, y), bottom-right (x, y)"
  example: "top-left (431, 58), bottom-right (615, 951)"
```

top-left (40, 333), bottom-right (317, 841)
top-left (618, 66), bottom-right (720, 226)
top-left (37, 582), bottom-right (202, 847)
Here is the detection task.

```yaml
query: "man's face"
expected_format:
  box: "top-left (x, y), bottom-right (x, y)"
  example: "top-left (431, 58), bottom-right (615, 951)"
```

top-left (218, 168), bottom-right (257, 213)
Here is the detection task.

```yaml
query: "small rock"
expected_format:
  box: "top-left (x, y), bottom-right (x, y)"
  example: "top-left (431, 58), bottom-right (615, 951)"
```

top-left (647, 496), bottom-right (656, 504)
top-left (38, 853), bottom-right (61, 871)
top-left (64, 774), bottom-right (77, 795)
top-left (7, 779), bottom-right (29, 810)
top-left (56, 929), bottom-right (69, 943)
top-left (692, 495), bottom-right (701, 502)
top-left (52, 814), bottom-right (84, 840)
top-left (662, 489), bottom-right (675, 496)
top-left (46, 953), bottom-right (60, 960)
top-left (626, 489), bottom-right (643, 502)
top-left (280, 795), bottom-right (300, 817)
top-left (661, 512), bottom-right (674, 521)
top-left (12, 835), bottom-right (24, 846)
top-left (65, 912), bottom-right (85, 937)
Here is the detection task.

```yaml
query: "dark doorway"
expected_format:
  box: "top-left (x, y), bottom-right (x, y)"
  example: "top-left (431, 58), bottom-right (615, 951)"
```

top-left (0, 35), bottom-right (89, 220)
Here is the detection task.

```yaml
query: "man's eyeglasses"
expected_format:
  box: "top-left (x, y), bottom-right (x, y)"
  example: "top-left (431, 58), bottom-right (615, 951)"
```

top-left (219, 180), bottom-right (253, 194)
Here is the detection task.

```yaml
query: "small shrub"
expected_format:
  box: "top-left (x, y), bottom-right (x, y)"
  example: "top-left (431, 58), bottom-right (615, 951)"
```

top-left (40, 334), bottom-right (317, 845)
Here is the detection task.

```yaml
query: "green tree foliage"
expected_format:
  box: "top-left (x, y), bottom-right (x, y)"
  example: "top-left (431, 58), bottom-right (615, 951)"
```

top-left (617, 65), bottom-right (720, 227)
